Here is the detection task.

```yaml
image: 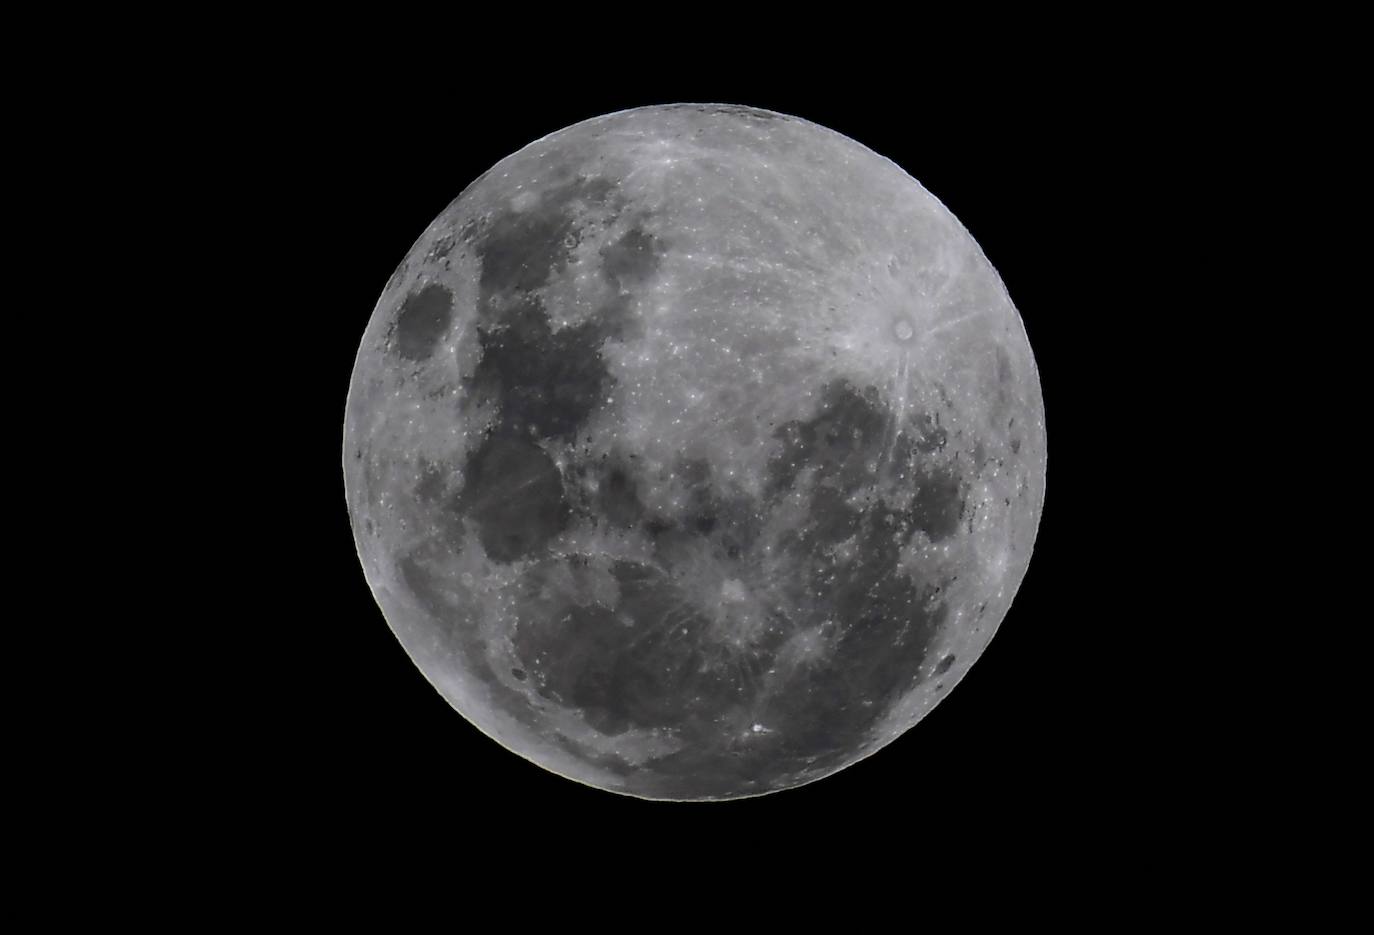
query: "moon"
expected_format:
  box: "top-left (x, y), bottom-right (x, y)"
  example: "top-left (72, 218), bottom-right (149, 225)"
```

top-left (343, 104), bottom-right (1045, 800)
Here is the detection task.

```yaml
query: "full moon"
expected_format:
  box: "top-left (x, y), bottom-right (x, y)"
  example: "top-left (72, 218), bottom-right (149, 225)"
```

top-left (343, 104), bottom-right (1045, 800)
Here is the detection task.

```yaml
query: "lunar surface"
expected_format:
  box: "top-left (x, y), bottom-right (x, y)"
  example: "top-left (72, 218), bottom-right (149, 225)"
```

top-left (343, 104), bottom-right (1045, 800)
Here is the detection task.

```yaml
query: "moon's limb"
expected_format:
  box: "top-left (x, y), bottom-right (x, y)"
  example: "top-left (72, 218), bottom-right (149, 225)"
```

top-left (343, 104), bottom-right (1045, 800)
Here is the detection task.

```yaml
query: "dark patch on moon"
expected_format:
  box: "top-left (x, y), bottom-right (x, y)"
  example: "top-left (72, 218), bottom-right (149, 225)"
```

top-left (600, 227), bottom-right (665, 289)
top-left (768, 379), bottom-right (889, 495)
top-left (996, 345), bottom-right (1013, 386)
top-left (494, 394), bottom-right (954, 796)
top-left (677, 457), bottom-right (720, 536)
top-left (934, 653), bottom-right (956, 675)
top-left (413, 459), bottom-right (447, 503)
top-left (392, 283), bottom-right (453, 361)
top-left (768, 502), bottom-right (946, 760)
top-left (768, 377), bottom-right (966, 546)
top-left (806, 484), bottom-right (860, 546)
top-left (908, 467), bottom-right (965, 543)
top-left (714, 493), bottom-right (765, 562)
top-left (593, 291), bottom-right (640, 343)
top-left (472, 176), bottom-right (617, 317)
top-left (511, 559), bottom-right (753, 740)
top-left (992, 344), bottom-right (1016, 417)
top-left (595, 460), bottom-right (645, 529)
top-left (909, 413), bottom-right (948, 454)
top-left (466, 298), bottom-right (613, 442)
top-left (516, 601), bottom-right (641, 735)
top-left (460, 181), bottom-right (637, 447)
top-left (452, 433), bottom-right (569, 563)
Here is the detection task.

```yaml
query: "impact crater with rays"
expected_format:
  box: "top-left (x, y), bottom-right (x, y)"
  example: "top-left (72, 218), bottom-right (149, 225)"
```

top-left (344, 103), bottom-right (1046, 800)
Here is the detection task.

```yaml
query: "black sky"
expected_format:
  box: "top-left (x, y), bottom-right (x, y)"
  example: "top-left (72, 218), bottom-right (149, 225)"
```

top-left (221, 59), bottom-right (1182, 852)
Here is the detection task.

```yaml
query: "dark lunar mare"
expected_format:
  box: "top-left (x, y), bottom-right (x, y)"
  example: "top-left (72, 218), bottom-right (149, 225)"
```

top-left (502, 379), bottom-right (964, 797)
top-left (768, 380), bottom-right (890, 495)
top-left (466, 298), bottom-right (613, 442)
top-left (510, 559), bottom-right (761, 738)
top-left (615, 383), bottom-right (961, 794)
top-left (391, 283), bottom-right (454, 362)
top-left (599, 226), bottom-right (665, 289)
top-left (452, 432), bottom-right (570, 563)
top-left (471, 175), bottom-right (616, 318)
top-left (434, 177), bottom-right (640, 562)
top-left (388, 172), bottom-right (978, 797)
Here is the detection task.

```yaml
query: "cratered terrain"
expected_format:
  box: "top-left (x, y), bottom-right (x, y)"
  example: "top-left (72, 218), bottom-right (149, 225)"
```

top-left (343, 103), bottom-right (1045, 800)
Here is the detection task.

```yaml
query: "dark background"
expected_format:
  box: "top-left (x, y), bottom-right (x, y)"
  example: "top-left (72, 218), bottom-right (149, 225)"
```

top-left (233, 64), bottom-right (1174, 851)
